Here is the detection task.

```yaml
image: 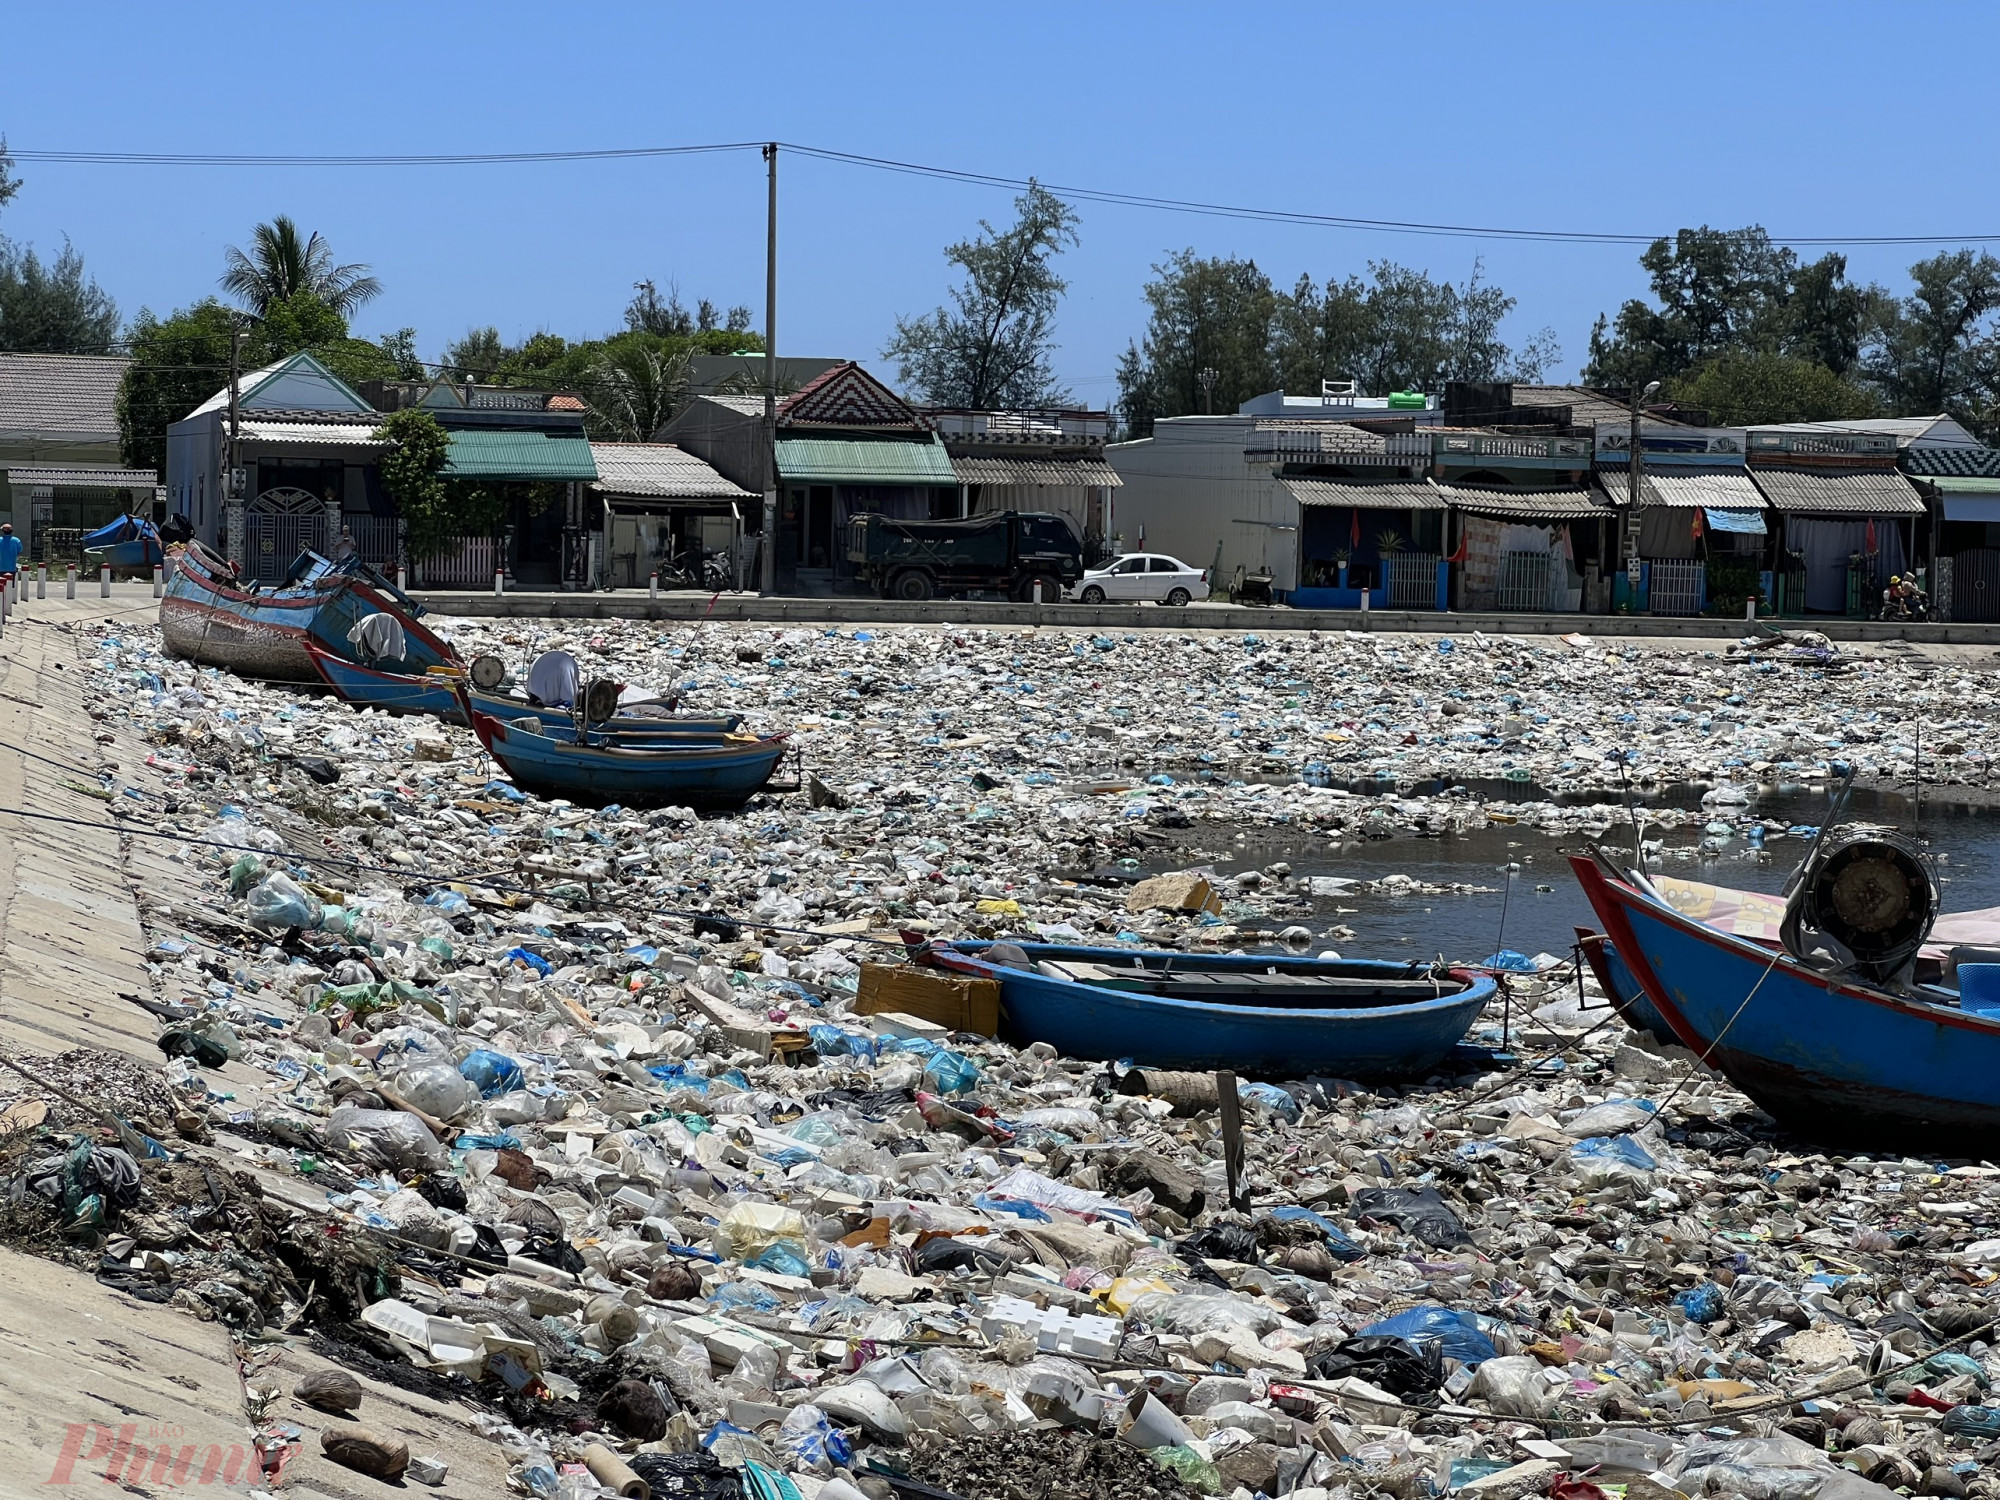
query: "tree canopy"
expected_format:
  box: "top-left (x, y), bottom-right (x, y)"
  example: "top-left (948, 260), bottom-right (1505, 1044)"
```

top-left (1671, 351), bottom-right (1880, 428)
top-left (883, 182), bottom-right (1081, 409)
top-left (221, 216), bottom-right (382, 318)
top-left (0, 137), bottom-right (120, 354)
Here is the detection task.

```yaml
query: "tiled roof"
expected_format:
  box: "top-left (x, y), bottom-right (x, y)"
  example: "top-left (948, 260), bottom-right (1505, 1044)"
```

top-left (545, 394), bottom-right (587, 412)
top-left (3, 465), bottom-right (157, 489)
top-left (1282, 477), bottom-right (1448, 511)
top-left (1596, 468), bottom-right (1767, 510)
top-left (589, 443), bottom-right (754, 499)
top-left (0, 353), bottom-right (129, 436)
top-left (1435, 482), bottom-right (1609, 518)
top-left (1507, 384), bottom-right (1634, 427)
top-left (779, 363), bottom-right (928, 431)
top-left (1751, 466), bottom-right (1927, 515)
top-left (1903, 446), bottom-right (2000, 478)
top-left (952, 454), bottom-right (1122, 487)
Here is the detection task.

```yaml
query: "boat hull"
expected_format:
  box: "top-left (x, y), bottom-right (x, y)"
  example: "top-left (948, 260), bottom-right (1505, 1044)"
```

top-left (161, 549), bottom-right (456, 683)
top-left (1574, 925), bottom-right (1677, 1045)
top-left (466, 703), bottom-right (788, 811)
top-left (305, 647), bottom-right (741, 737)
top-left (929, 941), bottom-right (1493, 1077)
top-left (1571, 853), bottom-right (2000, 1145)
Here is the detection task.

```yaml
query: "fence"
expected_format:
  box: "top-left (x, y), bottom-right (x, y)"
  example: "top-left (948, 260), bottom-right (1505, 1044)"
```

top-left (416, 535), bottom-right (498, 588)
top-left (1494, 550), bottom-right (1565, 612)
top-left (346, 517), bottom-right (400, 568)
top-left (1382, 552), bottom-right (1440, 609)
top-left (245, 509), bottom-right (331, 584)
top-left (1648, 558), bottom-right (1705, 617)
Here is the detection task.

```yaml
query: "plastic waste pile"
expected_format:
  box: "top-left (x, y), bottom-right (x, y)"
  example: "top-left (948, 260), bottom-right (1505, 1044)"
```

top-left (5, 614), bottom-right (1995, 1498)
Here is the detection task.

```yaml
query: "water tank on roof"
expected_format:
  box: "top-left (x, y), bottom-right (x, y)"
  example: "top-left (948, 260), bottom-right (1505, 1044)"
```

top-left (1387, 391), bottom-right (1429, 410)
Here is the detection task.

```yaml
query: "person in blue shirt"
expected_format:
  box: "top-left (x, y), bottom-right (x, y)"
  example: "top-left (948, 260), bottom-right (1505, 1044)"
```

top-left (0, 523), bottom-right (22, 584)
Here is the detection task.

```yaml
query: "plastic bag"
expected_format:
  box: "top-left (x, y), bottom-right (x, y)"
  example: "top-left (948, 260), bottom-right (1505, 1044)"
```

top-left (1149, 1446), bottom-right (1223, 1495)
top-left (1677, 1282), bottom-right (1725, 1324)
top-left (327, 1104), bottom-right (448, 1172)
top-left (1563, 1098), bottom-right (1657, 1137)
top-left (459, 1049), bottom-right (525, 1097)
top-left (245, 870), bottom-right (321, 931)
top-left (1351, 1187), bottom-right (1472, 1248)
top-left (921, 1048), bottom-right (981, 1095)
top-left (773, 1405), bottom-right (851, 1474)
top-left (1570, 1134), bottom-right (1657, 1185)
top-left (713, 1201), bottom-right (808, 1264)
top-left (1306, 1335), bottom-right (1443, 1395)
top-left (394, 1060), bottom-right (476, 1121)
top-left (1941, 1402), bottom-right (2000, 1437)
top-left (1358, 1305), bottom-right (1499, 1366)
top-left (1467, 1354), bottom-right (1555, 1416)
top-left (1236, 1081), bottom-right (1302, 1123)
top-left (226, 852), bottom-right (266, 895)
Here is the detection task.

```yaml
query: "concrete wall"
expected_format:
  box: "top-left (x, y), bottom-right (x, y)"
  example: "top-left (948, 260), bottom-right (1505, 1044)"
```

top-left (1105, 420), bottom-right (1297, 589)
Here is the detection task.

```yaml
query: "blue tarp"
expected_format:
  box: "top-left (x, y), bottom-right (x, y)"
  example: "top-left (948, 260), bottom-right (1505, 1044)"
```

top-left (1703, 507), bottom-right (1767, 535)
top-left (81, 514), bottom-right (160, 549)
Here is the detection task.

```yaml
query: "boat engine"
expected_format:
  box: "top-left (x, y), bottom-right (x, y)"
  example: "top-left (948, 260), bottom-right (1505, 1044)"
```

top-left (1781, 828), bottom-right (1939, 985)
top-left (580, 678), bottom-right (621, 726)
top-left (469, 653), bottom-right (506, 690)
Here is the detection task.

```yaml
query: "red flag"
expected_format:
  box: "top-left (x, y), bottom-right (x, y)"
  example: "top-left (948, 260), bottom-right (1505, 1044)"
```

top-left (1691, 509), bottom-right (1704, 540)
top-left (1446, 528), bottom-right (1468, 564)
top-left (1349, 508), bottom-right (1361, 549)
top-left (1866, 518), bottom-right (1878, 553)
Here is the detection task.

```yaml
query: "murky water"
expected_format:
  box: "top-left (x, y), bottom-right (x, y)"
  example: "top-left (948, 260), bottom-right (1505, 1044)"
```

top-left (1157, 785), bottom-right (2000, 963)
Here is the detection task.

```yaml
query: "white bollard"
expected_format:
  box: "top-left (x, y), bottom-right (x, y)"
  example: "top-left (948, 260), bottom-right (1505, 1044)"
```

top-left (152, 564), bottom-right (164, 598)
top-left (35, 565), bottom-right (45, 600)
top-left (493, 567), bottom-right (505, 597)
top-left (396, 563), bottom-right (409, 592)
top-left (65, 565), bottom-right (76, 600)
top-left (1744, 594), bottom-right (1757, 622)
top-left (100, 564), bottom-right (111, 598)
top-left (650, 572), bottom-right (659, 599)
top-left (1359, 586), bottom-right (1371, 614)
top-left (1033, 578), bottom-right (1045, 605)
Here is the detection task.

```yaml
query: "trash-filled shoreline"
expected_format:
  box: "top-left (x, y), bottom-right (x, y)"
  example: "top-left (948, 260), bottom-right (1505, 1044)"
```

top-left (3, 613), bottom-right (1997, 1498)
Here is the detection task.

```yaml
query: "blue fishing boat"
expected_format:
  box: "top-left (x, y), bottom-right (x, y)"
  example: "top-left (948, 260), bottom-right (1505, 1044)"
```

top-left (161, 544), bottom-right (457, 683)
top-left (462, 691), bottom-right (791, 811)
top-left (922, 940), bottom-right (1495, 1077)
top-left (81, 514), bottom-right (164, 575)
top-left (1571, 849), bottom-right (2000, 1145)
top-left (1573, 925), bottom-right (1678, 1046)
top-left (305, 645), bottom-right (742, 738)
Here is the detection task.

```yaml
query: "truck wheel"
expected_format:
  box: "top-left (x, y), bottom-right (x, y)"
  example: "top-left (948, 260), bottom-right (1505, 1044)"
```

top-left (891, 570), bottom-right (934, 601)
top-left (1166, 586), bottom-right (1192, 606)
top-left (1016, 574), bottom-right (1062, 604)
top-left (1080, 584), bottom-right (1106, 604)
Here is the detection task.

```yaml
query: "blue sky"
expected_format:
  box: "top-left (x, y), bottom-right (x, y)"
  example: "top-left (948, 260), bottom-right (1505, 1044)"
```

top-left (5, 1), bottom-right (1994, 404)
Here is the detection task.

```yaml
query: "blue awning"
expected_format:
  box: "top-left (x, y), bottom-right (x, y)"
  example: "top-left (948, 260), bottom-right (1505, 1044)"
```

top-left (1704, 507), bottom-right (1766, 535)
top-left (1943, 493), bottom-right (2000, 524)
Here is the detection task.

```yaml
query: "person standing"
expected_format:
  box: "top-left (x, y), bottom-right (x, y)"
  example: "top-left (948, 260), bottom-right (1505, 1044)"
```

top-left (0, 523), bottom-right (22, 591)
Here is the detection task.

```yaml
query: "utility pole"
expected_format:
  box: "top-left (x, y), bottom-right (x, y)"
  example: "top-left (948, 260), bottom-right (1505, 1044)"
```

top-left (1622, 379), bottom-right (1659, 606)
top-left (761, 143), bottom-right (779, 597)
top-left (226, 318), bottom-right (245, 568)
top-left (1198, 366), bottom-right (1218, 415)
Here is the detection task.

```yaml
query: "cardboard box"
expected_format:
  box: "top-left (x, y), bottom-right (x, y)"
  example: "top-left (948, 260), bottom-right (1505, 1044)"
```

top-left (855, 963), bottom-right (1000, 1037)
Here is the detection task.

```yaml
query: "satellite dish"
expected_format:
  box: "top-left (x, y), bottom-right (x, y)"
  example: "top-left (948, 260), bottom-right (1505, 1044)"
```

top-left (469, 654), bottom-right (506, 691)
top-left (582, 678), bottom-right (621, 725)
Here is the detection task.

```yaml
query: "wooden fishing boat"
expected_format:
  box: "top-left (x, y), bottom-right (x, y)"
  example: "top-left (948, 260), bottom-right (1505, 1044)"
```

top-left (922, 940), bottom-right (1495, 1077)
top-left (1571, 849), bottom-right (2000, 1145)
top-left (1573, 925), bottom-right (1678, 1046)
top-left (161, 544), bottom-right (456, 683)
top-left (461, 690), bottom-right (791, 811)
top-left (305, 645), bottom-right (742, 737)
top-left (80, 514), bottom-right (163, 575)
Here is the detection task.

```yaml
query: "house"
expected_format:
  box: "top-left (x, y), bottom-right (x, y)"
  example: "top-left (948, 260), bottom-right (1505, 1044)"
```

top-left (1427, 431), bottom-right (1606, 613)
top-left (589, 443), bottom-right (756, 589)
top-left (0, 352), bottom-right (161, 561)
top-left (663, 362), bottom-right (958, 592)
top-left (1744, 426), bottom-right (1926, 616)
top-left (925, 407), bottom-right (1120, 560)
top-left (1901, 445), bottom-right (2000, 620)
top-left (1593, 424), bottom-right (1768, 616)
top-left (166, 353), bottom-right (599, 587)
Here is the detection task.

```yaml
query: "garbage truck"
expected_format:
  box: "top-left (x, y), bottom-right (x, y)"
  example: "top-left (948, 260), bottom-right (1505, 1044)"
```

top-left (845, 510), bottom-right (1083, 602)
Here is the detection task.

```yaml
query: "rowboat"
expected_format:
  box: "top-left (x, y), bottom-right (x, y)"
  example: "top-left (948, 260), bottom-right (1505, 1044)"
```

top-left (1573, 925), bottom-right (1677, 1046)
top-left (161, 545), bottom-right (456, 683)
top-left (81, 514), bottom-right (163, 575)
top-left (304, 645), bottom-right (742, 737)
top-left (461, 692), bottom-right (791, 811)
top-left (923, 940), bottom-right (1495, 1077)
top-left (1571, 849), bottom-right (2000, 1145)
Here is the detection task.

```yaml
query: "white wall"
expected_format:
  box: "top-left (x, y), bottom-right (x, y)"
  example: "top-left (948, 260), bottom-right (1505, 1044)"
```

top-left (1104, 420), bottom-right (1299, 591)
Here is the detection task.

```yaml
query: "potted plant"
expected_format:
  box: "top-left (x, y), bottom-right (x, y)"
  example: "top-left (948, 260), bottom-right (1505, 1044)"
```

top-left (1332, 547), bottom-right (1351, 588)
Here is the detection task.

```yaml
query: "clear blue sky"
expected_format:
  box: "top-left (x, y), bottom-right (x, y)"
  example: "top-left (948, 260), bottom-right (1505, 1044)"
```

top-left (5, 1), bottom-right (1994, 404)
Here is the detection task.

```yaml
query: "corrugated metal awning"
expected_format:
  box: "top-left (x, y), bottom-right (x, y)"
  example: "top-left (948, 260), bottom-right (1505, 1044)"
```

top-left (1751, 466), bottom-right (1926, 515)
top-left (776, 436), bottom-right (957, 486)
top-left (444, 430), bottom-right (598, 481)
top-left (3, 465), bottom-right (158, 488)
top-left (238, 419), bottom-right (387, 447)
top-left (1596, 467), bottom-right (1768, 510)
top-left (1435, 481), bottom-right (1608, 519)
top-left (1281, 477), bottom-right (1447, 511)
top-left (951, 454), bottom-right (1123, 487)
top-left (588, 442), bottom-right (753, 499)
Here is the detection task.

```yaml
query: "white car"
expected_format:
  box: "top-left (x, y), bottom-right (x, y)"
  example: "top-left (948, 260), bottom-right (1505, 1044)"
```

top-left (1071, 552), bottom-right (1208, 605)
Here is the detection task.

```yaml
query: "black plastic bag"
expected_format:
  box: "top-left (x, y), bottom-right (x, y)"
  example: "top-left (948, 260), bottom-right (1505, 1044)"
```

top-left (630, 1451), bottom-right (743, 1500)
top-left (1351, 1186), bottom-right (1472, 1249)
top-left (1178, 1223), bottom-right (1262, 1264)
top-left (1306, 1334), bottom-right (1444, 1396)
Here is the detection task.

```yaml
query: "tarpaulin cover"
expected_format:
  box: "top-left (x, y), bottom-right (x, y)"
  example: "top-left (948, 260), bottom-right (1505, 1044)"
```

top-left (1703, 507), bottom-right (1767, 535)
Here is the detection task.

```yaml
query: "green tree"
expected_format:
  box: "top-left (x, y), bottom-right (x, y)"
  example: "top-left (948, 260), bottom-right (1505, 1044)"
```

top-left (0, 137), bottom-right (18, 215)
top-left (1861, 249), bottom-right (2000, 431)
top-left (220, 215), bottom-right (381, 317)
top-left (0, 238), bottom-right (120, 353)
top-left (373, 408), bottom-right (455, 558)
top-left (1118, 251), bottom-right (1277, 434)
top-left (626, 279), bottom-right (694, 337)
top-left (584, 336), bottom-right (692, 441)
top-left (378, 328), bottom-right (424, 380)
top-left (443, 325), bottom-right (510, 380)
top-left (883, 182), bottom-right (1081, 408)
top-left (1670, 351), bottom-right (1879, 427)
top-left (118, 300), bottom-right (241, 471)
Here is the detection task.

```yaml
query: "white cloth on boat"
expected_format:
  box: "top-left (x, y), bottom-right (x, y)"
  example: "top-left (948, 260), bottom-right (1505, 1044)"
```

top-left (345, 612), bottom-right (408, 664)
top-left (527, 650), bottom-right (581, 708)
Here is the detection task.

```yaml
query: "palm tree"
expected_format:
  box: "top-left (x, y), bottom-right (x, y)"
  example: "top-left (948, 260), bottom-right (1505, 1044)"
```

top-left (586, 341), bottom-right (693, 442)
top-left (220, 215), bottom-right (382, 317)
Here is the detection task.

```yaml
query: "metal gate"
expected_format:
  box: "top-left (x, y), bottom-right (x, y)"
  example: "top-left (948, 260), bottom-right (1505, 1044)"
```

top-left (245, 489), bottom-right (332, 583)
top-left (1494, 550), bottom-right (1561, 611)
top-left (1648, 558), bottom-right (1705, 617)
top-left (1382, 552), bottom-right (1439, 609)
top-left (1952, 549), bottom-right (2000, 621)
top-left (418, 535), bottom-right (497, 588)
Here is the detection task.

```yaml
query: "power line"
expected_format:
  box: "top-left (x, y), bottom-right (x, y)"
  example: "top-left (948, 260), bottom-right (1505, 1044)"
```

top-left (9, 137), bottom-right (2000, 249)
